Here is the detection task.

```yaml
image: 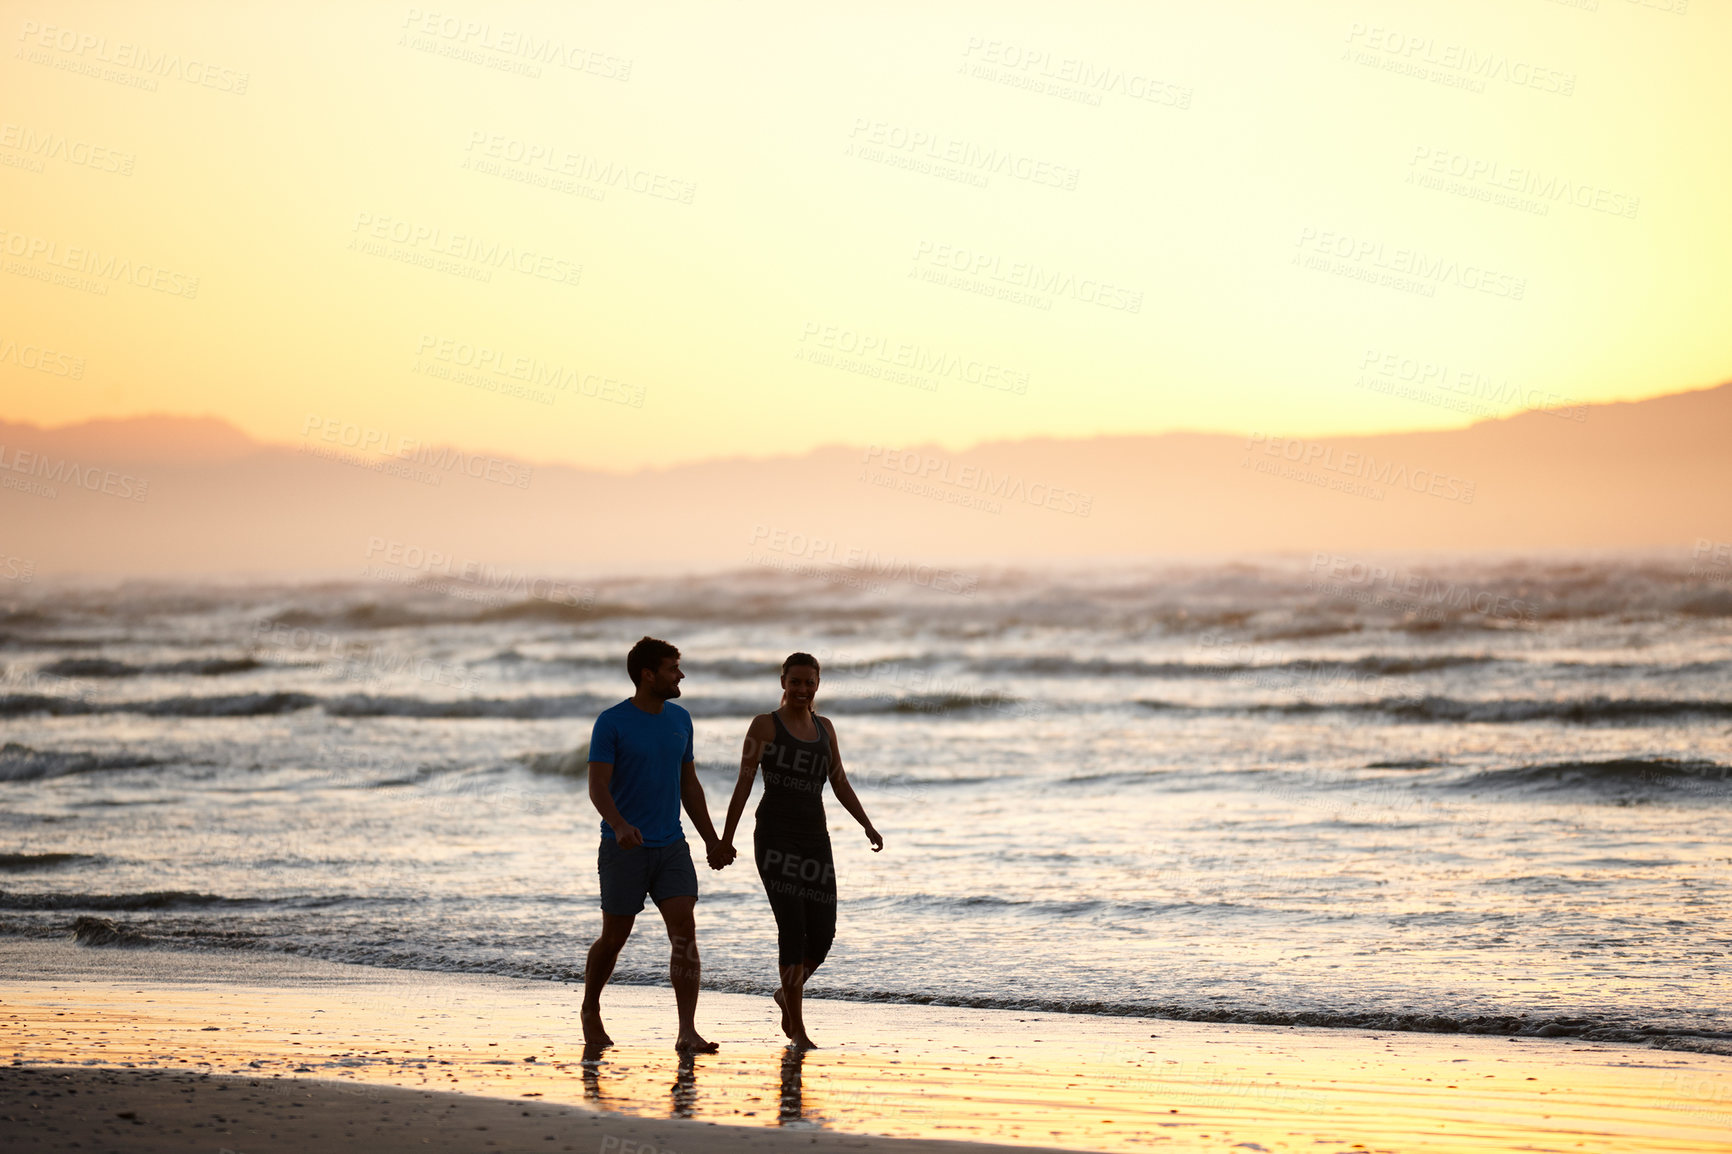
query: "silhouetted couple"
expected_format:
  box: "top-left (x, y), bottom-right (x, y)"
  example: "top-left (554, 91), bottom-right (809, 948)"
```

top-left (581, 637), bottom-right (882, 1053)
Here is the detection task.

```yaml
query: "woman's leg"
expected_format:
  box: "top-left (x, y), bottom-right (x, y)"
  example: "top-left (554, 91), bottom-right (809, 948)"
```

top-left (756, 828), bottom-right (816, 1046)
top-left (781, 837), bottom-right (835, 1049)
top-left (805, 841), bottom-right (837, 973)
top-left (778, 959), bottom-right (815, 1049)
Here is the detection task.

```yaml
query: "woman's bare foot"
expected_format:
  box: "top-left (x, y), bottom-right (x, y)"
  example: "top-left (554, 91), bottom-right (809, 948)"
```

top-left (580, 1005), bottom-right (612, 1049)
top-left (773, 987), bottom-right (792, 1039)
top-left (788, 1032), bottom-right (818, 1050)
top-left (674, 1030), bottom-right (719, 1053)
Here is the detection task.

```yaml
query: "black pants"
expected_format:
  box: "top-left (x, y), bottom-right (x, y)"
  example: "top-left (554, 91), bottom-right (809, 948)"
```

top-left (754, 823), bottom-right (836, 970)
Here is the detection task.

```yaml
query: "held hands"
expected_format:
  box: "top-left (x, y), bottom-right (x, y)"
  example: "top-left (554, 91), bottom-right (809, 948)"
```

top-left (706, 839), bottom-right (738, 871)
top-left (611, 821), bottom-right (644, 850)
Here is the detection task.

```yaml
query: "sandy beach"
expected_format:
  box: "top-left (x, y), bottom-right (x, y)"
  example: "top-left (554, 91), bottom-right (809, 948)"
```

top-left (3, 940), bottom-right (1730, 1153)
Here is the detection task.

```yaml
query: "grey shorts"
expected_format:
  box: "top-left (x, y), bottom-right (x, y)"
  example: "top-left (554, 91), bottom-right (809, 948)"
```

top-left (597, 836), bottom-right (699, 916)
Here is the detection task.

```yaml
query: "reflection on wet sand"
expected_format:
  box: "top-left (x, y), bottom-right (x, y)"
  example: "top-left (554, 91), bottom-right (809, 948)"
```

top-left (574, 1042), bottom-right (813, 1129)
top-left (778, 1046), bottom-right (804, 1124)
top-left (580, 1042), bottom-right (612, 1107)
top-left (672, 1052), bottom-right (698, 1118)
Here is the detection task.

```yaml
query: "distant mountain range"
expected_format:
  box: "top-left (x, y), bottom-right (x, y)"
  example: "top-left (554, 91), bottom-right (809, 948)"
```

top-left (3, 384), bottom-right (1729, 577)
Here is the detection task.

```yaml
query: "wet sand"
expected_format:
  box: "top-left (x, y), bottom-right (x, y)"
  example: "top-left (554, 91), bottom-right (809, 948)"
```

top-left (0, 1064), bottom-right (1084, 1154)
top-left (3, 940), bottom-right (1731, 1152)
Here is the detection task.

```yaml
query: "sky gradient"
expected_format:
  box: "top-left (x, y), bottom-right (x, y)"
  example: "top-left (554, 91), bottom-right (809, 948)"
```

top-left (3, 0), bottom-right (1728, 472)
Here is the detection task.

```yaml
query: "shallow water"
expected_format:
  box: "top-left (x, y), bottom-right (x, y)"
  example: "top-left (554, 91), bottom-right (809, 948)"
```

top-left (2, 557), bottom-right (1729, 1046)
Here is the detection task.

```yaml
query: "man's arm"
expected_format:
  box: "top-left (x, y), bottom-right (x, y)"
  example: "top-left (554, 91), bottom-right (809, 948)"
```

top-left (588, 762), bottom-right (643, 849)
top-left (680, 759), bottom-right (728, 867)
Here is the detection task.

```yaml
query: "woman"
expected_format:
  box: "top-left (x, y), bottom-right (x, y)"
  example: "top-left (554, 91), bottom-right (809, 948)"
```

top-left (721, 652), bottom-right (882, 1049)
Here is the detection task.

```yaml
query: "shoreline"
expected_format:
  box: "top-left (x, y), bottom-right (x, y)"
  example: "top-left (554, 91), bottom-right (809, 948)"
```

top-left (16, 925), bottom-right (1725, 1055)
top-left (4, 939), bottom-right (1732, 1151)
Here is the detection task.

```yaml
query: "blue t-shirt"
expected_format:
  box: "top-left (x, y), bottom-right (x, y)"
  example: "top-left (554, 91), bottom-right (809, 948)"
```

top-left (589, 699), bottom-right (693, 847)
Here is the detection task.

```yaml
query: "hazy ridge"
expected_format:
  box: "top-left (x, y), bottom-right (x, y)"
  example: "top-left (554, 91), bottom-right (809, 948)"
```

top-left (1, 383), bottom-right (1728, 575)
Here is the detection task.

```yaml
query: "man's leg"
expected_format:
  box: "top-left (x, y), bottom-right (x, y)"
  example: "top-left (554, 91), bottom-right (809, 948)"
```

top-left (581, 912), bottom-right (635, 1046)
top-left (656, 895), bottom-right (717, 1053)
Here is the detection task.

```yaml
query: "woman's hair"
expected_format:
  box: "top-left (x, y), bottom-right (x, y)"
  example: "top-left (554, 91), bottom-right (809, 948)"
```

top-left (781, 652), bottom-right (820, 677)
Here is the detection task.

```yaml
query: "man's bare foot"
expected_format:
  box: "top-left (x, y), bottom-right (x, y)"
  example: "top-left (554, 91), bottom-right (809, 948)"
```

top-left (581, 1005), bottom-right (612, 1048)
top-left (773, 987), bottom-right (792, 1039)
top-left (674, 1030), bottom-right (719, 1054)
top-left (788, 1032), bottom-right (818, 1051)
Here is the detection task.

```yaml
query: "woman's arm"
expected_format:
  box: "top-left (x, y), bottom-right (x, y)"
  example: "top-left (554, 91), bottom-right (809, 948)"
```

top-left (721, 713), bottom-right (774, 851)
top-left (822, 718), bottom-right (883, 851)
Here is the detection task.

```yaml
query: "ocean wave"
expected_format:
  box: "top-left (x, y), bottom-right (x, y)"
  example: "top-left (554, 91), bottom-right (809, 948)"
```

top-left (0, 743), bottom-right (161, 782)
top-left (1062, 769), bottom-right (1178, 786)
top-left (869, 892), bottom-right (1263, 921)
top-left (182, 656), bottom-right (277, 675)
top-left (267, 597), bottom-right (636, 631)
top-left (269, 603), bottom-right (476, 630)
top-left (876, 692), bottom-right (1027, 715)
top-left (961, 654), bottom-right (1498, 678)
top-left (1338, 696), bottom-right (1732, 724)
top-left (9, 559), bottom-right (1732, 640)
top-left (0, 852), bottom-right (95, 871)
top-left (473, 600), bottom-right (631, 625)
top-left (71, 915), bottom-right (152, 947)
top-left (783, 651), bottom-right (1720, 682)
top-left (0, 890), bottom-right (251, 911)
top-left (1677, 589), bottom-right (1732, 617)
top-left (320, 693), bottom-right (613, 720)
top-left (1131, 696), bottom-right (1732, 724)
top-left (35, 687), bottom-right (1709, 725)
top-left (0, 689), bottom-right (1037, 721)
top-left (482, 652), bottom-right (792, 679)
top-left (0, 691), bottom-right (322, 718)
top-left (0, 694), bottom-right (94, 717)
top-left (514, 746), bottom-right (590, 776)
top-left (33, 658), bottom-right (136, 678)
top-left (1452, 758), bottom-right (1732, 798)
top-left (38, 657), bottom-right (265, 678)
top-left (788, 989), bottom-right (1732, 1051)
top-left (140, 691), bottom-right (321, 716)
top-left (847, 771), bottom-right (1002, 789)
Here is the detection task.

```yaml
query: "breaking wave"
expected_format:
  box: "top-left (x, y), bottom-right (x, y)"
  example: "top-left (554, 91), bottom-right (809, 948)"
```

top-left (1130, 696), bottom-right (1732, 725)
top-left (0, 853), bottom-right (96, 871)
top-left (0, 690), bottom-right (1036, 720)
top-left (1452, 758), bottom-right (1732, 799)
top-left (0, 743), bottom-right (162, 782)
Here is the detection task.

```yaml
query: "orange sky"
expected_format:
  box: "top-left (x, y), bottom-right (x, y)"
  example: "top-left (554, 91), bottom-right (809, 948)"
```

top-left (2, 0), bottom-right (1728, 472)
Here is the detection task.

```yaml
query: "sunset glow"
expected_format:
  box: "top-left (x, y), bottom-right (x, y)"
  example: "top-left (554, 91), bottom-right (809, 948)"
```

top-left (4, 1), bottom-right (1728, 470)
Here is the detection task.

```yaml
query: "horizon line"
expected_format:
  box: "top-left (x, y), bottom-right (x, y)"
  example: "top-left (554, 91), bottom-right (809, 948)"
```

top-left (4, 377), bottom-right (1726, 476)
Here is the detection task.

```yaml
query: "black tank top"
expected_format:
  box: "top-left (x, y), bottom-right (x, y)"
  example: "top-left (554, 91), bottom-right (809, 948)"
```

top-left (756, 709), bottom-right (831, 823)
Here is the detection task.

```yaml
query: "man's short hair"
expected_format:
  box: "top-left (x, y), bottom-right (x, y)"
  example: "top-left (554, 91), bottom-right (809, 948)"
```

top-left (627, 636), bottom-right (680, 687)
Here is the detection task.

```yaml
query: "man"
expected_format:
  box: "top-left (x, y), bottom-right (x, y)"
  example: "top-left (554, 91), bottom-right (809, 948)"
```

top-left (582, 636), bottom-right (734, 1053)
